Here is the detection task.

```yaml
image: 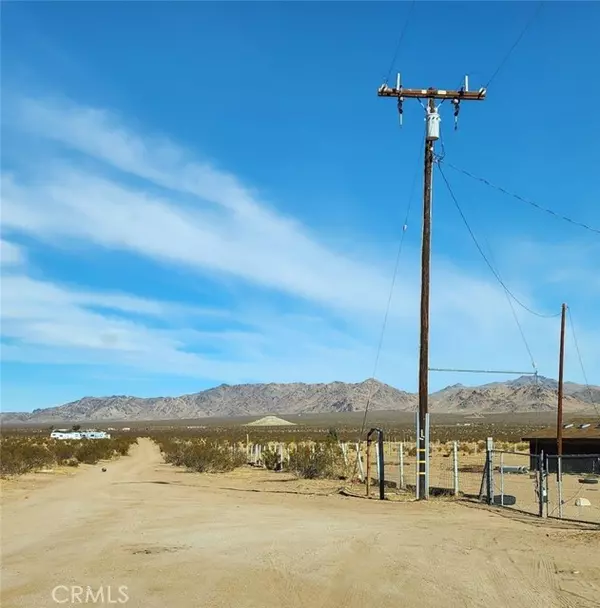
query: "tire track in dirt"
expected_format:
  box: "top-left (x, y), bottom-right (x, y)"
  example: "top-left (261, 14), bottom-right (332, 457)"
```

top-left (2, 439), bottom-right (598, 608)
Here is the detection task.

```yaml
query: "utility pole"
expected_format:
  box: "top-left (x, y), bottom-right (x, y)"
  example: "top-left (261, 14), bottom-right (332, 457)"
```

top-left (557, 303), bottom-right (567, 457)
top-left (378, 74), bottom-right (486, 500)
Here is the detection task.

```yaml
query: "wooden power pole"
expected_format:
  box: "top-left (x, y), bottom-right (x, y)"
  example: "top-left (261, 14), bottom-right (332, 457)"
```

top-left (557, 303), bottom-right (567, 457)
top-left (378, 75), bottom-right (486, 500)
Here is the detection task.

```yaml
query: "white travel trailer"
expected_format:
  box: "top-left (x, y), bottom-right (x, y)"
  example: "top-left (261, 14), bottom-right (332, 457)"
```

top-left (50, 429), bottom-right (110, 440)
top-left (50, 431), bottom-right (82, 440)
top-left (80, 431), bottom-right (111, 439)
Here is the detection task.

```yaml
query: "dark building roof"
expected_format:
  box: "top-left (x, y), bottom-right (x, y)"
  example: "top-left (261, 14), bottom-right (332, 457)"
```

top-left (522, 421), bottom-right (600, 441)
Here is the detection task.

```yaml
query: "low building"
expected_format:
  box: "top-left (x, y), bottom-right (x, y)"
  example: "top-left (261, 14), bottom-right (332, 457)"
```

top-left (522, 422), bottom-right (600, 474)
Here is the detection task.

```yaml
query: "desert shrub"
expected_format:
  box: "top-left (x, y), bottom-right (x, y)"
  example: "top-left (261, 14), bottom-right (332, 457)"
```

top-left (0, 435), bottom-right (136, 477)
top-left (113, 438), bottom-right (134, 456)
top-left (0, 441), bottom-right (53, 475)
top-left (262, 448), bottom-right (281, 471)
top-left (326, 428), bottom-right (339, 443)
top-left (459, 442), bottom-right (476, 455)
top-left (157, 438), bottom-right (246, 473)
top-left (74, 441), bottom-right (106, 464)
top-left (50, 440), bottom-right (79, 463)
top-left (288, 444), bottom-right (344, 479)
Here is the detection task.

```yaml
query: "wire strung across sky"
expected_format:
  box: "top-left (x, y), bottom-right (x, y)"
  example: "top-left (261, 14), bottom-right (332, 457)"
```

top-left (484, 1), bottom-right (545, 88)
top-left (567, 307), bottom-right (600, 420)
top-left (442, 160), bottom-right (600, 236)
top-left (356, 139), bottom-right (423, 450)
top-left (481, 233), bottom-right (538, 373)
top-left (436, 161), bottom-right (561, 320)
top-left (383, 0), bottom-right (416, 84)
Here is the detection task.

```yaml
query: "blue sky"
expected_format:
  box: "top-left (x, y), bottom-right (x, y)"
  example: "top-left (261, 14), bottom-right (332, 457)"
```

top-left (1, 1), bottom-right (599, 412)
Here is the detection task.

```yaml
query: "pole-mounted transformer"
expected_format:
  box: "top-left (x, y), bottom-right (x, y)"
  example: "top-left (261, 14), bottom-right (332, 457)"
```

top-left (426, 107), bottom-right (441, 141)
top-left (377, 73), bottom-right (486, 501)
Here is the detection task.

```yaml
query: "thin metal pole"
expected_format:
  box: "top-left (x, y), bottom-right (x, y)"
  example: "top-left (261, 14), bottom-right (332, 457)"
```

top-left (377, 432), bottom-right (385, 500)
top-left (452, 440), bottom-right (459, 496)
top-left (538, 450), bottom-right (545, 518)
top-left (557, 456), bottom-right (563, 519)
top-left (543, 454), bottom-right (549, 518)
top-left (557, 303), bottom-right (567, 457)
top-left (399, 441), bottom-right (405, 490)
top-left (366, 439), bottom-right (372, 497)
top-left (500, 452), bottom-right (505, 506)
top-left (486, 437), bottom-right (494, 505)
top-left (418, 102), bottom-right (434, 501)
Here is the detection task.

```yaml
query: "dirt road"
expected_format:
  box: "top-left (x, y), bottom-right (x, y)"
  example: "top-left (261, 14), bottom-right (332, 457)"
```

top-left (2, 439), bottom-right (598, 608)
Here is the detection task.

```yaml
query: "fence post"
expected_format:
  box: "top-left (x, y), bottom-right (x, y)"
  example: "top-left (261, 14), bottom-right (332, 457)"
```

top-left (452, 441), bottom-right (459, 496)
top-left (557, 456), bottom-right (563, 519)
top-left (486, 437), bottom-right (494, 505)
top-left (399, 442), bottom-right (405, 490)
top-left (366, 439), bottom-right (372, 497)
top-left (340, 442), bottom-right (348, 466)
top-left (375, 441), bottom-right (381, 482)
top-left (538, 450), bottom-right (545, 518)
top-left (543, 453), bottom-right (549, 518)
top-left (356, 443), bottom-right (364, 481)
top-left (499, 452), bottom-right (504, 506)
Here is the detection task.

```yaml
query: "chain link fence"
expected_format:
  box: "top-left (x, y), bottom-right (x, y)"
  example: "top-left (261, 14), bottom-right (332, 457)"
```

top-left (546, 455), bottom-right (600, 525)
top-left (487, 450), bottom-right (543, 517)
top-left (481, 448), bottom-right (600, 525)
top-left (346, 438), bottom-right (599, 526)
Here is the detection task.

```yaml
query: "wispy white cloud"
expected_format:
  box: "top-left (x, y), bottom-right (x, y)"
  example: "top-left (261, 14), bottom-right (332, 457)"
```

top-left (0, 239), bottom-right (26, 267)
top-left (1, 95), bottom-right (598, 394)
top-left (0, 262), bottom-right (394, 385)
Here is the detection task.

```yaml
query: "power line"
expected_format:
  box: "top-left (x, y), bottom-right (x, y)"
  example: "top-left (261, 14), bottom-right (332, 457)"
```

top-left (482, 234), bottom-right (538, 372)
top-left (430, 367), bottom-right (535, 375)
top-left (437, 162), bottom-right (561, 319)
top-left (567, 307), bottom-right (600, 419)
top-left (484, 1), bottom-right (545, 88)
top-left (384, 0), bottom-right (417, 84)
top-left (442, 161), bottom-right (600, 236)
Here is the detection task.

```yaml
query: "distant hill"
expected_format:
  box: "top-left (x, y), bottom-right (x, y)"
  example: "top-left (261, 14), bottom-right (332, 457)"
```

top-left (1, 376), bottom-right (597, 424)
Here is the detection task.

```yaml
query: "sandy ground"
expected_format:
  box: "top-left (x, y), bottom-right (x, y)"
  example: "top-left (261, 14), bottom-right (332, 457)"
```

top-left (2, 439), bottom-right (599, 608)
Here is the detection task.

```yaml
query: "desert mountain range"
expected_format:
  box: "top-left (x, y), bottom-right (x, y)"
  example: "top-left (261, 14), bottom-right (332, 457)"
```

top-left (1, 375), bottom-right (598, 423)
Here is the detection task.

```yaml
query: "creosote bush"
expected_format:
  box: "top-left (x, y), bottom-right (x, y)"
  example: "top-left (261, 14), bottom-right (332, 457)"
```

top-left (288, 444), bottom-right (345, 480)
top-left (261, 448), bottom-right (281, 471)
top-left (0, 435), bottom-right (136, 477)
top-left (157, 438), bottom-right (246, 473)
